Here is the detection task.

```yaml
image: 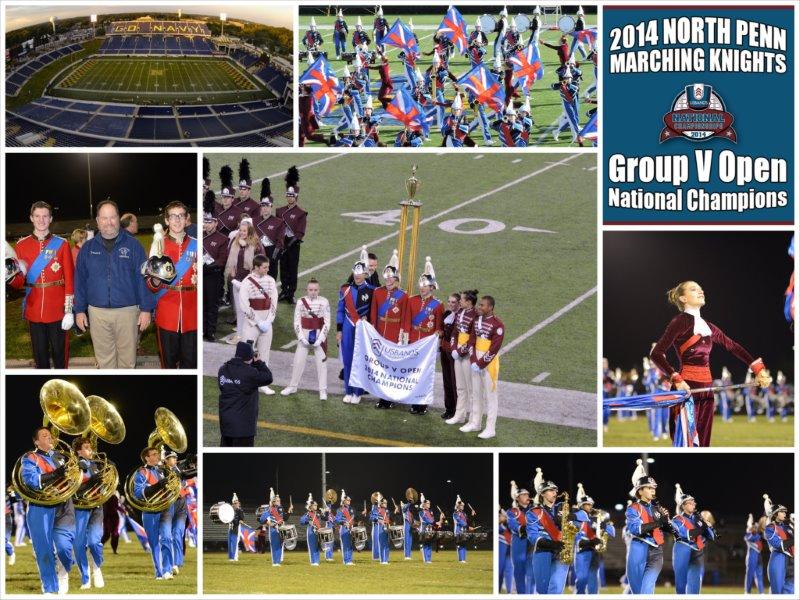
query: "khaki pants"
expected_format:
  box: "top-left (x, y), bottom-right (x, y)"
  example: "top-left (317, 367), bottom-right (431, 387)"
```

top-left (287, 341), bottom-right (327, 392)
top-left (452, 356), bottom-right (473, 421)
top-left (467, 367), bottom-right (498, 435)
top-left (87, 305), bottom-right (139, 369)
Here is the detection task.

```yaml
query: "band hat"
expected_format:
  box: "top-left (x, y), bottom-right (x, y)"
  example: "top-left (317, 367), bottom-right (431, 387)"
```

top-left (763, 493), bottom-right (788, 520)
top-left (494, 53), bottom-right (502, 70)
top-left (521, 96), bottom-right (531, 114)
top-left (337, 9), bottom-right (343, 18)
top-left (533, 6), bottom-right (542, 15)
top-left (238, 158), bottom-right (252, 189)
top-left (414, 67), bottom-right (424, 83)
top-left (475, 17), bottom-right (481, 28)
top-left (418, 256), bottom-right (437, 289)
top-left (455, 494), bottom-right (464, 509)
top-left (221, 186), bottom-right (235, 197)
top-left (164, 451), bottom-right (177, 460)
top-left (577, 6), bottom-right (585, 16)
top-left (310, 17), bottom-right (316, 28)
top-left (269, 487), bottom-right (276, 503)
top-left (382, 249), bottom-right (400, 280)
top-left (674, 483), bottom-right (695, 513)
top-left (420, 492), bottom-right (428, 504)
top-left (500, 7), bottom-right (508, 17)
top-left (451, 93), bottom-right (463, 112)
top-left (350, 114), bottom-right (361, 132)
top-left (305, 492), bottom-right (315, 509)
top-left (746, 513), bottom-right (754, 528)
top-left (352, 245), bottom-right (370, 275)
top-left (576, 483), bottom-right (594, 507)
top-left (202, 212), bottom-right (215, 223)
top-left (341, 488), bottom-right (349, 501)
top-left (365, 94), bottom-right (374, 111)
top-left (377, 6), bottom-right (383, 17)
top-left (356, 16), bottom-right (363, 27)
top-left (232, 492), bottom-right (240, 504)
top-left (630, 459), bottom-right (657, 497)
top-left (533, 467), bottom-right (558, 504)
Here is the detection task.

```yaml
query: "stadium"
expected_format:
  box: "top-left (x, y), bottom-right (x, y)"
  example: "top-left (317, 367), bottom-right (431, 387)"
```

top-left (5, 9), bottom-right (293, 147)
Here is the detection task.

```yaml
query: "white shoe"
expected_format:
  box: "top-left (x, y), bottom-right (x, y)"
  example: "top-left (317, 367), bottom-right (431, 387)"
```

top-left (459, 423), bottom-right (480, 433)
top-left (320, 391), bottom-right (328, 400)
top-left (93, 567), bottom-right (105, 588)
top-left (552, 128), bottom-right (560, 141)
top-left (484, 139), bottom-right (494, 146)
top-left (342, 394), bottom-right (352, 404)
top-left (224, 333), bottom-right (240, 345)
top-left (404, 556), bottom-right (412, 560)
top-left (80, 583), bottom-right (91, 590)
top-left (162, 571), bottom-right (174, 580)
top-left (155, 577), bottom-right (163, 581)
top-left (259, 386), bottom-right (275, 395)
top-left (281, 387), bottom-right (297, 396)
top-left (272, 563), bottom-right (282, 567)
top-left (350, 395), bottom-right (362, 405)
top-left (311, 563), bottom-right (319, 567)
top-left (56, 561), bottom-right (69, 595)
top-left (172, 566), bottom-right (179, 575)
top-left (380, 561), bottom-right (389, 565)
top-left (446, 416), bottom-right (465, 425)
top-left (8, 553), bottom-right (15, 566)
top-left (478, 429), bottom-right (495, 439)
top-left (345, 562), bottom-right (354, 566)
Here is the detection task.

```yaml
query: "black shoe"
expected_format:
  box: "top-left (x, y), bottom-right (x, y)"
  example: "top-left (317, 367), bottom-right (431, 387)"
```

top-left (203, 334), bottom-right (215, 342)
top-left (409, 406), bottom-right (427, 415)
top-left (440, 411), bottom-right (453, 419)
top-left (375, 400), bottom-right (393, 409)
top-left (286, 296), bottom-right (296, 305)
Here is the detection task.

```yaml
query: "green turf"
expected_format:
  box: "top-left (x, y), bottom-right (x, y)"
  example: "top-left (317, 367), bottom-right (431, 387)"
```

top-left (5, 233), bottom-right (159, 362)
top-left (299, 13), bottom-right (597, 147)
top-left (4, 540), bottom-right (196, 594)
top-left (49, 57), bottom-right (269, 104)
top-left (203, 377), bottom-right (596, 447)
top-left (603, 414), bottom-right (795, 447)
top-left (599, 585), bottom-right (745, 595)
top-left (205, 152), bottom-right (597, 393)
top-left (202, 548), bottom-right (491, 594)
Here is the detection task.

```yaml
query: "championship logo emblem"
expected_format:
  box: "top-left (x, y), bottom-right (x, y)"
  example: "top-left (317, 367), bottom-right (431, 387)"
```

top-left (660, 84), bottom-right (736, 143)
top-left (371, 338), bottom-right (384, 357)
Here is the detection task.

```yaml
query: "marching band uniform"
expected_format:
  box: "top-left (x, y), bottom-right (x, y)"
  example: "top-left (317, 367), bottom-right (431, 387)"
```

top-left (333, 11), bottom-right (348, 58)
top-left (507, 481), bottom-right (533, 593)
top-left (147, 232), bottom-right (198, 369)
top-left (323, 502), bottom-right (336, 560)
top-left (763, 495), bottom-right (794, 595)
top-left (275, 175), bottom-right (307, 304)
top-left (53, 497), bottom-right (76, 593)
top-left (461, 305), bottom-right (504, 438)
top-left (370, 498), bottom-right (391, 564)
top-left (257, 490), bottom-right (286, 566)
top-left (133, 462), bottom-right (174, 579)
top-left (373, 8), bottom-right (388, 52)
top-left (499, 514), bottom-right (513, 592)
top-left (228, 495), bottom-right (244, 561)
top-left (170, 460), bottom-right (189, 571)
top-left (202, 207), bottom-right (229, 341)
top-left (453, 496), bottom-right (470, 562)
top-left (283, 291), bottom-right (330, 399)
top-left (255, 195), bottom-right (286, 281)
top-left (74, 456), bottom-right (104, 589)
top-left (337, 247), bottom-right (375, 404)
top-left (447, 300), bottom-right (478, 424)
top-left (401, 498), bottom-right (415, 559)
top-left (352, 17), bottom-right (371, 49)
top-left (650, 304), bottom-right (769, 446)
top-left (369, 499), bottom-right (380, 560)
top-left (299, 496), bottom-right (323, 566)
top-left (744, 514), bottom-right (764, 593)
top-left (551, 66), bottom-right (581, 141)
top-left (466, 25), bottom-right (493, 145)
top-left (671, 485), bottom-right (716, 594)
top-left (335, 491), bottom-right (355, 565)
top-left (418, 497), bottom-right (437, 564)
top-left (213, 188), bottom-right (244, 236)
top-left (4, 493), bottom-right (15, 566)
top-left (10, 231), bottom-right (75, 368)
top-left (238, 266), bottom-right (279, 365)
top-left (574, 485), bottom-right (615, 594)
top-left (526, 470), bottom-right (573, 594)
top-left (236, 162), bottom-right (261, 223)
top-left (302, 20), bottom-right (323, 54)
top-left (372, 251), bottom-right (408, 409)
top-left (625, 461), bottom-right (668, 594)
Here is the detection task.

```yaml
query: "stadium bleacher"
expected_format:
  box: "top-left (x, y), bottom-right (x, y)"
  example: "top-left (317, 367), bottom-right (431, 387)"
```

top-left (5, 44), bottom-right (82, 96)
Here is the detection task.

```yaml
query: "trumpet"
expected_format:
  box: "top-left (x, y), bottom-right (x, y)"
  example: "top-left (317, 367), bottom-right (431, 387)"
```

top-left (124, 407), bottom-right (186, 513)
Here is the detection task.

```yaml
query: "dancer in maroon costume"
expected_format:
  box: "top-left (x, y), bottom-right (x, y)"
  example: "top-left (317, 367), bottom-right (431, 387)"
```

top-left (649, 280), bottom-right (772, 446)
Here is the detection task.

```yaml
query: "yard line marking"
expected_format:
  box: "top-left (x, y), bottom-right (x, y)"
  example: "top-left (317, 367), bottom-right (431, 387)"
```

top-left (531, 372), bottom-right (551, 383)
top-left (299, 155), bottom-right (581, 278)
top-left (512, 158), bottom-right (522, 163)
top-left (281, 340), bottom-right (299, 350)
top-left (513, 226), bottom-right (555, 234)
top-left (473, 154), bottom-right (484, 160)
top-left (203, 413), bottom-right (421, 447)
top-left (499, 286), bottom-right (597, 356)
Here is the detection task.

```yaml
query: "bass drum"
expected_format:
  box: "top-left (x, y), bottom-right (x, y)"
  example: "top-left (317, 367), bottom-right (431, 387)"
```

top-left (558, 15), bottom-right (576, 34)
top-left (478, 14), bottom-right (497, 33)
top-left (388, 525), bottom-right (405, 549)
top-left (278, 524), bottom-right (297, 550)
top-left (514, 14), bottom-right (531, 32)
top-left (209, 502), bottom-right (234, 524)
top-left (351, 526), bottom-right (368, 551)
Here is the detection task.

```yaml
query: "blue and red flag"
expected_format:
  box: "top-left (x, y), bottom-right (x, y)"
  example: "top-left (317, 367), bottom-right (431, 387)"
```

top-left (457, 63), bottom-right (505, 112)
top-left (509, 43), bottom-right (544, 90)
top-left (570, 28), bottom-right (598, 56)
top-left (299, 55), bottom-right (342, 117)
top-left (383, 19), bottom-right (419, 55)
top-left (385, 88), bottom-right (431, 136)
top-left (603, 390), bottom-right (700, 447)
top-left (239, 523), bottom-right (257, 552)
top-left (437, 6), bottom-right (469, 54)
top-left (579, 111), bottom-right (598, 145)
top-left (785, 234), bottom-right (795, 323)
top-left (126, 515), bottom-right (150, 551)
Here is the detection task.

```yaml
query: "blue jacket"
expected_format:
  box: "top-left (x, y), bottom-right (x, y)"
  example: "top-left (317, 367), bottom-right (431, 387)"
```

top-left (74, 231), bottom-right (156, 313)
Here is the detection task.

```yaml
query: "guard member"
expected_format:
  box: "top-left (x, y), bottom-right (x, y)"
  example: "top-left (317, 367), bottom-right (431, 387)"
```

top-left (371, 250), bottom-right (408, 409)
top-left (763, 494), bottom-right (794, 595)
top-left (276, 167), bottom-right (308, 304)
top-left (447, 290), bottom-right (478, 425)
top-left (237, 255), bottom-right (279, 391)
top-left (671, 484), bottom-right (716, 594)
top-left (202, 196), bottom-right (229, 341)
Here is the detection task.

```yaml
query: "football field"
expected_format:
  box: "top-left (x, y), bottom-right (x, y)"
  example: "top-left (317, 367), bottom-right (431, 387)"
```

top-left (203, 152), bottom-right (597, 446)
top-left (299, 12), bottom-right (597, 147)
top-left (203, 548), bottom-right (491, 594)
top-left (51, 57), bottom-right (267, 104)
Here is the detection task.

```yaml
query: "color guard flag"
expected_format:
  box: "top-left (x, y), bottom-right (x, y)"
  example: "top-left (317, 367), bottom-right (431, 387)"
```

top-left (299, 55), bottom-right (342, 117)
top-left (603, 390), bottom-right (700, 447)
top-left (457, 63), bottom-right (505, 112)
top-left (385, 88), bottom-right (432, 136)
top-left (579, 111), bottom-right (598, 145)
top-left (383, 18), bottom-right (419, 55)
top-left (437, 6), bottom-right (469, 53)
top-left (126, 515), bottom-right (151, 551)
top-left (509, 43), bottom-right (544, 90)
top-left (570, 28), bottom-right (598, 56)
top-left (239, 523), bottom-right (257, 552)
top-left (785, 234), bottom-right (795, 323)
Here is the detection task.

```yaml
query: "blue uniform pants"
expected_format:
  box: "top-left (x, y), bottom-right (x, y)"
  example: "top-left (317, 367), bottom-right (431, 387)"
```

top-left (342, 321), bottom-right (366, 396)
top-left (268, 527), bottom-right (283, 564)
top-left (575, 549), bottom-right (600, 594)
top-left (306, 528), bottom-right (320, 565)
top-left (510, 536), bottom-right (531, 593)
top-left (53, 515), bottom-right (74, 572)
top-left (142, 512), bottom-right (165, 577)
top-left (371, 522), bottom-right (380, 560)
top-left (673, 542), bottom-right (705, 594)
top-left (421, 541), bottom-right (433, 563)
top-left (334, 32), bottom-right (347, 56)
top-left (435, 88), bottom-right (446, 128)
top-left (403, 522), bottom-right (413, 558)
top-left (533, 549), bottom-right (570, 594)
top-left (745, 552), bottom-right (764, 593)
top-left (159, 507), bottom-right (174, 574)
top-left (768, 552), bottom-right (794, 594)
top-left (27, 504), bottom-right (58, 593)
top-left (74, 507), bottom-right (103, 585)
top-left (325, 538), bottom-right (334, 560)
top-left (172, 512), bottom-right (187, 567)
top-left (340, 527), bottom-right (353, 564)
top-left (227, 527), bottom-right (239, 560)
top-left (378, 528), bottom-right (390, 563)
top-left (627, 540), bottom-right (663, 594)
top-left (457, 542), bottom-right (467, 561)
top-left (499, 543), bottom-right (513, 592)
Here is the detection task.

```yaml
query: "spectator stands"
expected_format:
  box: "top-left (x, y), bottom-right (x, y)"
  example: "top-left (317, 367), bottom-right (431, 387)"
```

top-left (5, 44), bottom-right (82, 96)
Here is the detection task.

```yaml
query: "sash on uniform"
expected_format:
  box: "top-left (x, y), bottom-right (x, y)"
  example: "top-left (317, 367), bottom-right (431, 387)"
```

top-left (633, 503), bottom-right (664, 545)
top-left (22, 237), bottom-right (65, 315)
top-left (677, 515), bottom-right (704, 550)
top-left (678, 333), bottom-right (702, 356)
top-left (301, 297), bottom-right (327, 355)
top-left (411, 298), bottom-right (441, 327)
top-left (533, 507), bottom-right (562, 542)
top-left (378, 288), bottom-right (405, 319)
top-left (155, 238), bottom-right (197, 301)
top-left (28, 452), bottom-right (56, 474)
top-left (475, 337), bottom-right (500, 391)
top-left (342, 286), bottom-right (362, 325)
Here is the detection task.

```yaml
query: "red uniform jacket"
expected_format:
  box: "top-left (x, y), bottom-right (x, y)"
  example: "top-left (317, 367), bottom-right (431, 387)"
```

top-left (370, 286), bottom-right (408, 343)
top-left (256, 216), bottom-right (286, 250)
top-left (11, 234), bottom-right (74, 323)
top-left (468, 313), bottom-right (505, 369)
top-left (450, 308), bottom-right (478, 357)
top-left (275, 205), bottom-right (308, 241)
top-left (236, 197), bottom-right (261, 222)
top-left (202, 230), bottom-right (230, 268)
top-left (214, 203), bottom-right (244, 235)
top-left (148, 235), bottom-right (198, 333)
top-left (403, 295), bottom-right (444, 343)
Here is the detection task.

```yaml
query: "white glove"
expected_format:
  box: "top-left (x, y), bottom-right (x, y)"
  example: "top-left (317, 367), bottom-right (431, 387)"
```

top-left (203, 252), bottom-right (215, 266)
top-left (298, 337), bottom-right (310, 347)
top-left (257, 320), bottom-right (272, 333)
top-left (261, 235), bottom-right (273, 247)
top-left (314, 336), bottom-right (325, 347)
top-left (451, 350), bottom-right (459, 360)
top-left (61, 313), bottom-right (74, 331)
top-left (470, 363), bottom-right (480, 373)
top-left (228, 229), bottom-right (238, 241)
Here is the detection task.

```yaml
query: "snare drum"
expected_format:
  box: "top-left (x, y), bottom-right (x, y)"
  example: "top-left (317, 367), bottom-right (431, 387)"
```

top-left (435, 530), bottom-right (454, 541)
top-left (316, 526), bottom-right (334, 546)
top-left (478, 14), bottom-right (497, 33)
top-left (455, 532), bottom-right (470, 545)
top-left (473, 532), bottom-right (488, 543)
top-left (388, 524), bottom-right (405, 549)
top-left (514, 14), bottom-right (531, 32)
top-left (209, 502), bottom-right (234, 524)
top-left (558, 15), bottom-right (576, 34)
top-left (278, 524), bottom-right (297, 550)
top-left (351, 526), bottom-right (368, 550)
top-left (419, 526), bottom-right (436, 543)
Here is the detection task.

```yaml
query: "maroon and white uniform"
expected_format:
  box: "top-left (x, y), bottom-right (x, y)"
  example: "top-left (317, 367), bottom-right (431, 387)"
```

top-left (464, 313), bottom-right (505, 438)
top-left (286, 295), bottom-right (331, 395)
top-left (449, 307), bottom-right (478, 422)
top-left (237, 272), bottom-right (279, 362)
top-left (214, 203), bottom-right (244, 235)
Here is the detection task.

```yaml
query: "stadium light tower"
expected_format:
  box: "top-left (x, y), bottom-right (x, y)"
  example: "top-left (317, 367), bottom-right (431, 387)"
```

top-left (220, 12), bottom-right (227, 37)
top-left (49, 16), bottom-right (56, 35)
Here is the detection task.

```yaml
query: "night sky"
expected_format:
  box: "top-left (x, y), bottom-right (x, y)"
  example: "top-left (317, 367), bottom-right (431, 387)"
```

top-left (5, 153), bottom-right (197, 223)
top-left (5, 375), bottom-right (197, 482)
top-left (499, 453), bottom-right (794, 519)
top-left (204, 453), bottom-right (493, 520)
top-left (603, 231), bottom-right (795, 382)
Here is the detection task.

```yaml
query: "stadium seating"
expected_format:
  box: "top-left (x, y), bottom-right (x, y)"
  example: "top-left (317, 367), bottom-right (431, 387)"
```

top-left (98, 34), bottom-right (214, 56)
top-left (5, 44), bottom-right (82, 96)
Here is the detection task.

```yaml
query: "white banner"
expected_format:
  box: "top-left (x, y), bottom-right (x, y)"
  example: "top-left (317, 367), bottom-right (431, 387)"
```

top-left (349, 320), bottom-right (439, 405)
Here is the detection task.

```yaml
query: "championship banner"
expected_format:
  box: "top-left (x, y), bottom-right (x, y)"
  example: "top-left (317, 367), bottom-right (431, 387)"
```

top-left (603, 6), bottom-right (794, 224)
top-left (349, 320), bottom-right (438, 405)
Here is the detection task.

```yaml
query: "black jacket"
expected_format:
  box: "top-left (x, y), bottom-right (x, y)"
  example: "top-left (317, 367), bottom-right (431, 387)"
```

top-left (218, 358), bottom-right (273, 437)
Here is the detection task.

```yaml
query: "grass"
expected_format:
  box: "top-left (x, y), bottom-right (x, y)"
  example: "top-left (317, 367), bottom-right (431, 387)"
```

top-left (49, 57), bottom-right (269, 105)
top-left (299, 13), bottom-right (597, 147)
top-left (5, 233), bottom-right (159, 362)
top-left (599, 585), bottom-right (747, 594)
top-left (202, 548), bottom-right (491, 594)
top-left (203, 377), bottom-right (597, 447)
top-left (4, 539), bottom-right (196, 594)
top-left (205, 152), bottom-right (598, 393)
top-left (603, 414), bottom-right (795, 447)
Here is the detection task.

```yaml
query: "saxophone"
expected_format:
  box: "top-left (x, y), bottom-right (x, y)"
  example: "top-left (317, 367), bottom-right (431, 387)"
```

top-left (558, 492), bottom-right (579, 565)
top-left (594, 509), bottom-right (610, 554)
